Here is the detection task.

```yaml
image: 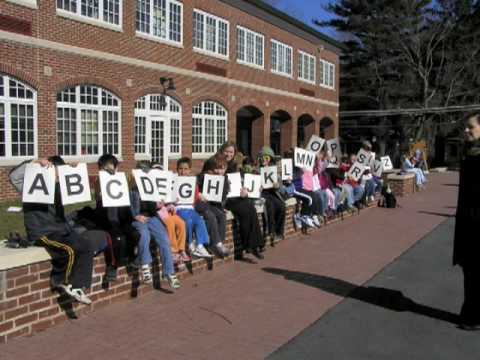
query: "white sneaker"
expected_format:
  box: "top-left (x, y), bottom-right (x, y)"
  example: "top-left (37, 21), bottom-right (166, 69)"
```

top-left (369, 195), bottom-right (375, 203)
top-left (192, 245), bottom-right (213, 258)
top-left (59, 284), bottom-right (92, 305)
top-left (301, 216), bottom-right (316, 228)
top-left (312, 215), bottom-right (322, 228)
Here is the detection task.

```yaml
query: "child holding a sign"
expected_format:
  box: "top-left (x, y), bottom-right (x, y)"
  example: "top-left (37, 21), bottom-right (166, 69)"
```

top-left (196, 155), bottom-right (231, 258)
top-left (257, 146), bottom-right (286, 241)
top-left (129, 163), bottom-right (181, 289)
top-left (219, 141), bottom-right (264, 260)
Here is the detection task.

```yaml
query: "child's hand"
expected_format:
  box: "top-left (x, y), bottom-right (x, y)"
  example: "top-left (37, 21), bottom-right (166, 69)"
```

top-left (135, 215), bottom-right (149, 224)
top-left (198, 194), bottom-right (207, 202)
top-left (240, 188), bottom-right (248, 198)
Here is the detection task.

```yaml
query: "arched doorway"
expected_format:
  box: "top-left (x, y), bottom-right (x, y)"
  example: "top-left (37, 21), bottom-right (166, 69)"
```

top-left (297, 114), bottom-right (315, 147)
top-left (270, 110), bottom-right (292, 156)
top-left (320, 117), bottom-right (335, 139)
top-left (236, 105), bottom-right (264, 159)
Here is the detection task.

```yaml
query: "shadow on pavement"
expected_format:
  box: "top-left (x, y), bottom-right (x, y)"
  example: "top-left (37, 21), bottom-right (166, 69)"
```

top-left (263, 267), bottom-right (459, 325)
top-left (442, 184), bottom-right (459, 187)
top-left (418, 211), bottom-right (455, 218)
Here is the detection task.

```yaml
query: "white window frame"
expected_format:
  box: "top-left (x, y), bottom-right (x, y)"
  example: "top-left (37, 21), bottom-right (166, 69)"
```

top-left (135, 0), bottom-right (184, 48)
top-left (236, 25), bottom-right (264, 70)
top-left (298, 50), bottom-right (316, 85)
top-left (0, 74), bottom-right (38, 166)
top-left (192, 101), bottom-right (228, 158)
top-left (320, 59), bottom-right (336, 90)
top-left (192, 9), bottom-right (230, 60)
top-left (5, 0), bottom-right (38, 9)
top-left (270, 39), bottom-right (293, 78)
top-left (56, 0), bottom-right (123, 32)
top-left (134, 95), bottom-right (182, 161)
top-left (56, 85), bottom-right (122, 163)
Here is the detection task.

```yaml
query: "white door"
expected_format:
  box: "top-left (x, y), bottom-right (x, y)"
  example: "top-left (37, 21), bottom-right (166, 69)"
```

top-left (150, 115), bottom-right (170, 170)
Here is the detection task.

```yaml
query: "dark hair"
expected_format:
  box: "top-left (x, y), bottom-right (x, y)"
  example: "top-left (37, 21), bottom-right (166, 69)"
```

top-left (97, 154), bottom-right (119, 169)
top-left (136, 160), bottom-right (151, 171)
top-left (202, 154), bottom-right (227, 173)
top-left (283, 148), bottom-right (294, 159)
top-left (218, 141), bottom-right (237, 157)
top-left (177, 157), bottom-right (192, 169)
top-left (466, 112), bottom-right (480, 124)
top-left (47, 155), bottom-right (65, 166)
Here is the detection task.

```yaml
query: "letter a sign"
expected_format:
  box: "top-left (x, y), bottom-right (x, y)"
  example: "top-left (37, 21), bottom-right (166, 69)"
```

top-left (22, 163), bottom-right (56, 204)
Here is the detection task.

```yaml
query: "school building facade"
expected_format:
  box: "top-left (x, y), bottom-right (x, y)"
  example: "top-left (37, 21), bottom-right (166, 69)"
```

top-left (0, 0), bottom-right (341, 200)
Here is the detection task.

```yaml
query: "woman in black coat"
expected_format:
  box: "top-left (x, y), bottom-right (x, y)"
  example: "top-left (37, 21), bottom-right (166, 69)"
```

top-left (454, 112), bottom-right (480, 330)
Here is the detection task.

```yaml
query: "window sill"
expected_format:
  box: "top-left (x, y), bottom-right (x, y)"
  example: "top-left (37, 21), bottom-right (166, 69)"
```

top-left (299, 78), bottom-right (316, 86)
top-left (320, 84), bottom-right (335, 91)
top-left (0, 157), bottom-right (35, 167)
top-left (6, 0), bottom-right (38, 9)
top-left (193, 48), bottom-right (229, 62)
top-left (192, 153), bottom-right (215, 160)
top-left (236, 60), bottom-right (264, 71)
top-left (62, 155), bottom-right (123, 164)
top-left (56, 9), bottom-right (123, 33)
top-left (135, 32), bottom-right (183, 49)
top-left (271, 70), bottom-right (293, 79)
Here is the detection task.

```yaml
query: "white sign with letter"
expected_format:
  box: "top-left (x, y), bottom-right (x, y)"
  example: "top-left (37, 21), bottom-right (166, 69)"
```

top-left (243, 173), bottom-right (262, 199)
top-left (202, 174), bottom-right (225, 203)
top-left (372, 159), bottom-right (383, 178)
top-left (99, 171), bottom-right (130, 207)
top-left (327, 138), bottom-right (342, 166)
top-left (306, 135), bottom-right (326, 154)
top-left (281, 159), bottom-right (293, 180)
top-left (150, 169), bottom-right (173, 202)
top-left (347, 162), bottom-right (366, 182)
top-left (294, 147), bottom-right (315, 171)
top-left (260, 166), bottom-right (278, 189)
top-left (356, 149), bottom-right (371, 166)
top-left (132, 169), bottom-right (158, 202)
top-left (58, 163), bottom-right (91, 205)
top-left (22, 163), bottom-right (56, 204)
top-left (381, 156), bottom-right (394, 171)
top-left (227, 172), bottom-right (242, 198)
top-left (175, 176), bottom-right (196, 205)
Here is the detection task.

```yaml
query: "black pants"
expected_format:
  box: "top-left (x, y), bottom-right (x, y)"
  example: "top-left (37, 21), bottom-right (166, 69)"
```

top-left (37, 230), bottom-right (105, 289)
top-left (262, 191), bottom-right (286, 236)
top-left (197, 203), bottom-right (226, 246)
top-left (226, 198), bottom-right (263, 250)
top-left (294, 189), bottom-right (321, 216)
top-left (105, 224), bottom-right (139, 268)
top-left (460, 264), bottom-right (480, 325)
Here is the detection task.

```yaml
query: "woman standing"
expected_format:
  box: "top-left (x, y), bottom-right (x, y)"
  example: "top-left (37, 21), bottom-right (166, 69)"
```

top-left (454, 112), bottom-right (480, 330)
top-left (218, 141), bottom-right (264, 260)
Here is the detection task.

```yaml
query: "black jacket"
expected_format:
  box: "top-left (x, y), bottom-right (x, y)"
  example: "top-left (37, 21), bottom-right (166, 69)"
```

top-left (9, 161), bottom-right (70, 243)
top-left (453, 151), bottom-right (480, 266)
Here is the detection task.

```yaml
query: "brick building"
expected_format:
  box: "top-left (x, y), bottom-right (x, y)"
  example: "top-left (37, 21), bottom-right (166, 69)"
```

top-left (0, 0), bottom-right (341, 200)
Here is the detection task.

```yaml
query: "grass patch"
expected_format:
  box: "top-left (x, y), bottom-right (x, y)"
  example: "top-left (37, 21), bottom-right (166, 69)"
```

top-left (0, 200), bottom-right (95, 240)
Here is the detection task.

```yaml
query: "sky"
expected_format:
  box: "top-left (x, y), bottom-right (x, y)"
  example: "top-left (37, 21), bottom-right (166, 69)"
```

top-left (267, 0), bottom-right (338, 39)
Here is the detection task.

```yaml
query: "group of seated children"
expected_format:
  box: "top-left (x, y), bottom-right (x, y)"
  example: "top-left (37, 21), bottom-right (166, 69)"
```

top-left (402, 152), bottom-right (428, 189)
top-left (9, 139), bottom-right (397, 306)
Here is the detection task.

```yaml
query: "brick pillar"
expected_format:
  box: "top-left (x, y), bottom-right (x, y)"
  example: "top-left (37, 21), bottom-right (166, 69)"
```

top-left (280, 118), bottom-right (295, 155)
top-left (304, 119), bottom-right (316, 144)
top-left (251, 113), bottom-right (267, 158)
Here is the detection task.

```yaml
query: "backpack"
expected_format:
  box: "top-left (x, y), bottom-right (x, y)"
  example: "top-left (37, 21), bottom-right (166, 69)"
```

top-left (378, 185), bottom-right (398, 209)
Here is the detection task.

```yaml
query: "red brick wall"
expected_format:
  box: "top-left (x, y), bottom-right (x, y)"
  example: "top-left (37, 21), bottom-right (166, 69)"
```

top-left (0, 0), bottom-right (340, 200)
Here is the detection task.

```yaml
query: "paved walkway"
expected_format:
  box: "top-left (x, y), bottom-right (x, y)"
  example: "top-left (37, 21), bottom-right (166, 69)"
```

top-left (1, 172), bottom-right (460, 360)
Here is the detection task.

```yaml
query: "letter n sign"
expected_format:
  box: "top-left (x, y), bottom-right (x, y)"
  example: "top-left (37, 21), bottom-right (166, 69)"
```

top-left (22, 163), bottom-right (56, 204)
top-left (58, 163), bottom-right (92, 205)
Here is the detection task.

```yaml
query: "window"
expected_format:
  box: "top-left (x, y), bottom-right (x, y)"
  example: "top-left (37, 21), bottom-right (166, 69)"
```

top-left (193, 9), bottom-right (229, 58)
top-left (57, 0), bottom-right (122, 27)
top-left (192, 101), bottom-right (227, 155)
top-left (320, 59), bottom-right (335, 89)
top-left (134, 95), bottom-right (182, 159)
top-left (56, 85), bottom-right (121, 157)
top-left (0, 74), bottom-right (36, 160)
top-left (271, 39), bottom-right (293, 77)
top-left (236, 26), bottom-right (264, 68)
top-left (136, 0), bottom-right (183, 45)
top-left (298, 50), bottom-right (316, 84)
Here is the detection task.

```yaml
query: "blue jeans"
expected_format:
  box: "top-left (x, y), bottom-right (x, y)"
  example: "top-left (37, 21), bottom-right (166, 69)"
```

top-left (132, 217), bottom-right (174, 276)
top-left (313, 190), bottom-right (328, 216)
top-left (364, 179), bottom-right (376, 198)
top-left (342, 184), bottom-right (355, 207)
top-left (353, 185), bottom-right (364, 202)
top-left (176, 209), bottom-right (209, 247)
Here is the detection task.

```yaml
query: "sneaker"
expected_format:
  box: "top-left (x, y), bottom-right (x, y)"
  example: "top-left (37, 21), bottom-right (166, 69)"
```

top-left (293, 214), bottom-right (302, 230)
top-left (369, 195), bottom-right (375, 203)
top-left (140, 264), bottom-right (152, 283)
top-left (301, 216), bottom-right (316, 228)
top-left (106, 265), bottom-right (118, 282)
top-left (215, 243), bottom-right (230, 257)
top-left (180, 251), bottom-right (191, 262)
top-left (312, 215), bottom-right (322, 228)
top-left (58, 284), bottom-right (92, 305)
top-left (192, 245), bottom-right (213, 258)
top-left (166, 274), bottom-right (181, 289)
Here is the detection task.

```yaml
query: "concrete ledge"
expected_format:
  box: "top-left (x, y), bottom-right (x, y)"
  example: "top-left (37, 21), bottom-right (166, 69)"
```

top-left (430, 167), bottom-right (448, 173)
top-left (387, 173), bottom-right (415, 181)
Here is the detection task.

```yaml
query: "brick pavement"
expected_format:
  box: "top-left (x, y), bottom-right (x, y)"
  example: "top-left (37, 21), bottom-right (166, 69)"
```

top-left (0, 172), bottom-right (459, 360)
